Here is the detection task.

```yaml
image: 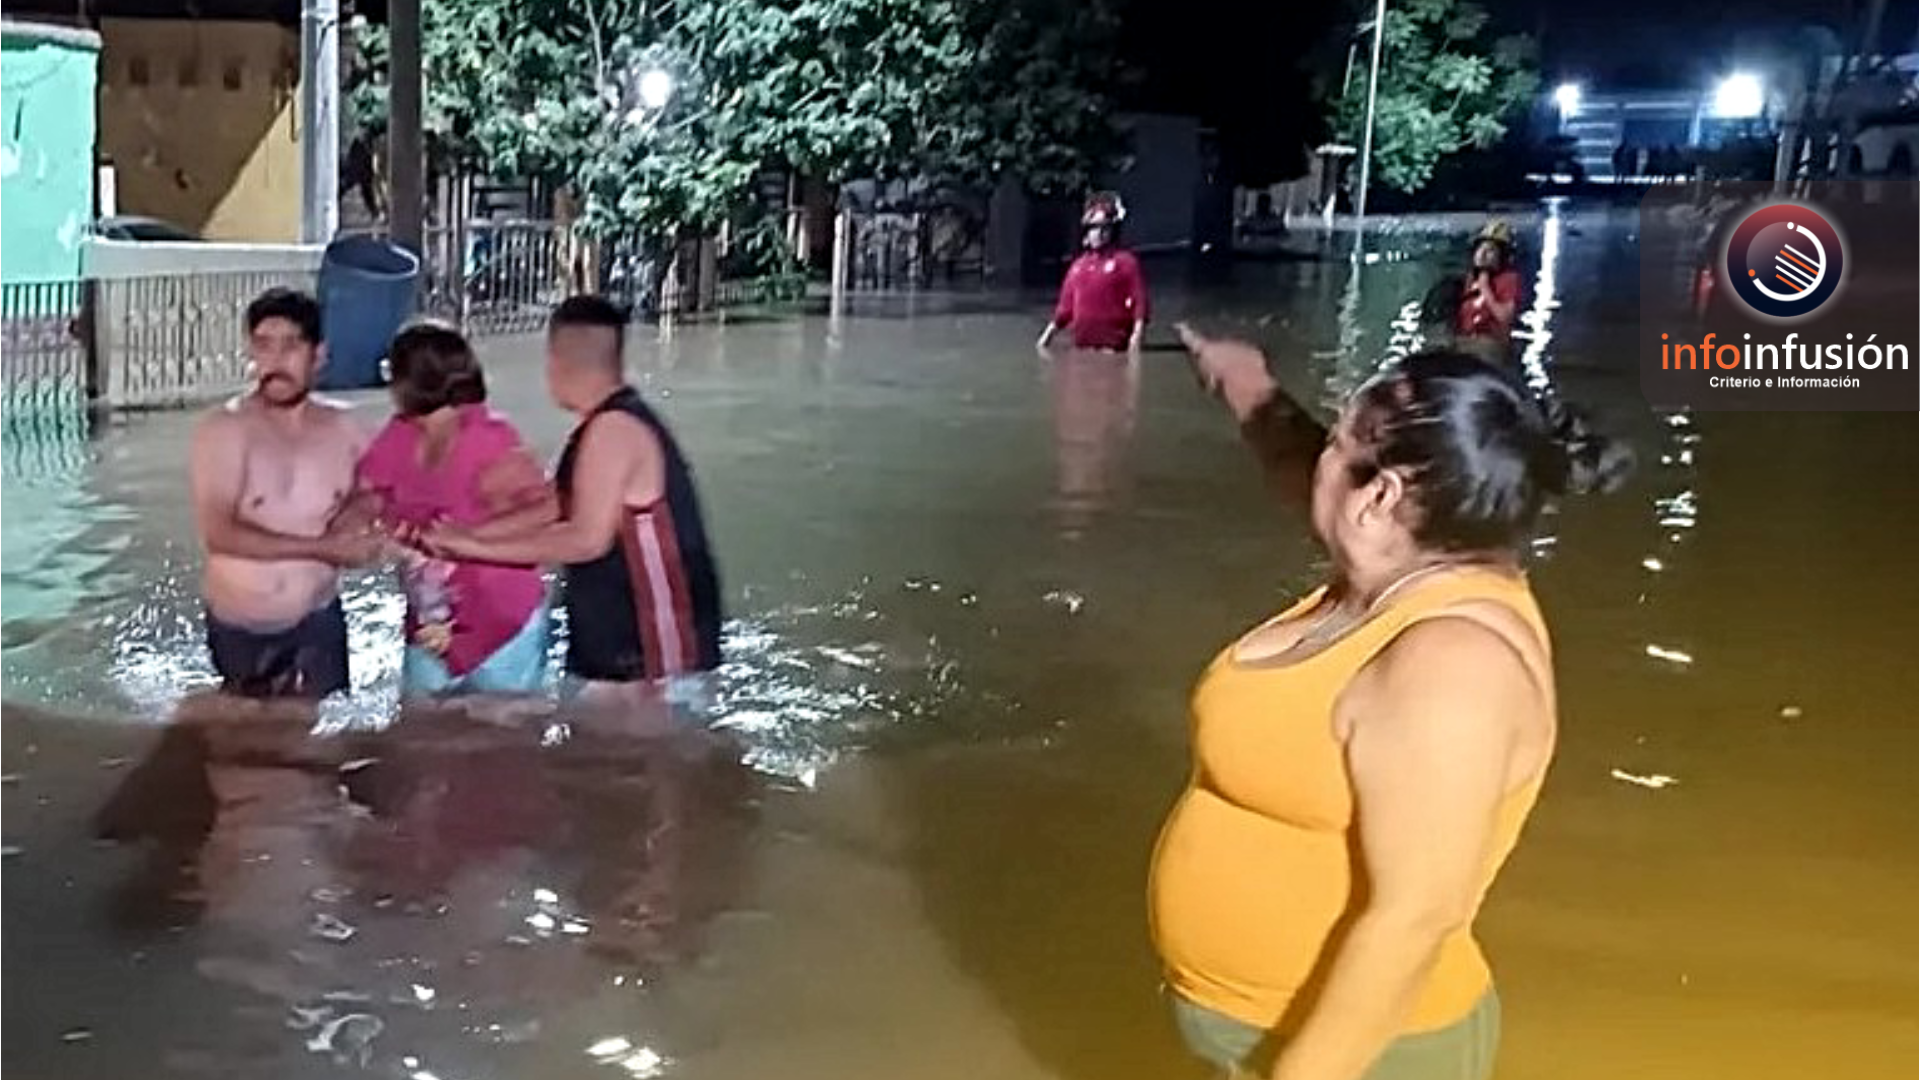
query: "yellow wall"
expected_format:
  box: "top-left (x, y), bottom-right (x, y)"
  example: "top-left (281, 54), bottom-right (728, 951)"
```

top-left (97, 18), bottom-right (302, 242)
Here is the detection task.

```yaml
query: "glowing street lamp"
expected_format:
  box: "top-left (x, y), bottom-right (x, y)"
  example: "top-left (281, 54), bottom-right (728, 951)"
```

top-left (637, 68), bottom-right (675, 112)
top-left (617, 65), bottom-right (678, 127)
top-left (1554, 82), bottom-right (1581, 117)
top-left (1711, 73), bottom-right (1764, 119)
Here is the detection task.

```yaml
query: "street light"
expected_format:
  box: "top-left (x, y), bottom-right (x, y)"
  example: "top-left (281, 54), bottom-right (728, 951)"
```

top-left (1712, 73), bottom-right (1764, 119)
top-left (1554, 82), bottom-right (1581, 118)
top-left (637, 68), bottom-right (675, 112)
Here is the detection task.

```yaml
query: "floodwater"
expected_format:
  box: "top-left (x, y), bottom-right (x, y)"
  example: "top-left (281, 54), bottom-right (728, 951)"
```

top-left (3, 205), bottom-right (1914, 1080)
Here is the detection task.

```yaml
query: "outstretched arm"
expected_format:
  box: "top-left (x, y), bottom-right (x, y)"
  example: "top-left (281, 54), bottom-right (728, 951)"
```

top-left (426, 414), bottom-right (658, 566)
top-left (1175, 323), bottom-right (1327, 508)
top-left (468, 446), bottom-right (560, 540)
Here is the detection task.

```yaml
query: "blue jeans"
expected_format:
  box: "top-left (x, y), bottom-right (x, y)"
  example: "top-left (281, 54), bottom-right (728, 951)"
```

top-left (400, 605), bottom-right (550, 696)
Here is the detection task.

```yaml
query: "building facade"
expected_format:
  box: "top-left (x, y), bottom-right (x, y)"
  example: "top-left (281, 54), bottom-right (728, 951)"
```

top-left (1, 22), bottom-right (100, 284)
top-left (96, 16), bottom-right (303, 241)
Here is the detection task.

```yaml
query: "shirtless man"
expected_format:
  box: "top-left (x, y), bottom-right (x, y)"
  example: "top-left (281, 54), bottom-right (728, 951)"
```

top-left (188, 288), bottom-right (381, 698)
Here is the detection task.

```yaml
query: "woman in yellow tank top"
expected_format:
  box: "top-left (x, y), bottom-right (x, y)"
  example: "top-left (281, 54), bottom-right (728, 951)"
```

top-left (1152, 328), bottom-right (1630, 1080)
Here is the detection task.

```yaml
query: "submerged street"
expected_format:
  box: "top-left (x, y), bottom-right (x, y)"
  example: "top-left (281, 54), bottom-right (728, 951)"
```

top-left (3, 210), bottom-right (1914, 1080)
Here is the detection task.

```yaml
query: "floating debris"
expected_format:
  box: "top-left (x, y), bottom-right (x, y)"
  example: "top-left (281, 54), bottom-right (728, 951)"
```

top-left (1779, 704), bottom-right (1804, 720)
top-left (308, 913), bottom-right (357, 943)
top-left (617, 1048), bottom-right (668, 1077)
top-left (97, 757), bottom-right (130, 770)
top-left (817, 646), bottom-right (878, 671)
top-left (532, 887), bottom-right (559, 905)
top-left (1644, 644), bottom-right (1694, 666)
top-left (286, 1005), bottom-right (331, 1031)
top-left (305, 1012), bottom-right (382, 1066)
top-left (2, 845), bottom-right (22, 859)
top-left (60, 1028), bottom-right (93, 1044)
top-left (1041, 590), bottom-right (1086, 615)
top-left (1, 773), bottom-right (21, 785)
top-left (1610, 768), bottom-right (1680, 790)
top-left (588, 1036), bottom-right (633, 1060)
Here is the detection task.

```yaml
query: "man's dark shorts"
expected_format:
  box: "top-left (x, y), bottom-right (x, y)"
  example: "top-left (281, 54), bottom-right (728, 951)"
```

top-left (204, 598), bottom-right (350, 699)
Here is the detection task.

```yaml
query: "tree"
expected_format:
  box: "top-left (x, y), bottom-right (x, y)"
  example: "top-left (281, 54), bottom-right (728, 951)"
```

top-left (346, 0), bottom-right (1122, 239)
top-left (1320, 0), bottom-right (1538, 195)
top-left (925, 0), bottom-right (1126, 195)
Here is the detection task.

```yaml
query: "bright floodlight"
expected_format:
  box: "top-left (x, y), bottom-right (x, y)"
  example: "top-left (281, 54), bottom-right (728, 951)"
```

top-left (638, 68), bottom-right (675, 112)
top-left (1554, 83), bottom-right (1580, 116)
top-left (1712, 73), bottom-right (1764, 119)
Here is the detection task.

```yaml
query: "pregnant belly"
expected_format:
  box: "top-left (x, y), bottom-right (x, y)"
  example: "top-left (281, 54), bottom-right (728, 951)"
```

top-left (1149, 788), bottom-right (1355, 1023)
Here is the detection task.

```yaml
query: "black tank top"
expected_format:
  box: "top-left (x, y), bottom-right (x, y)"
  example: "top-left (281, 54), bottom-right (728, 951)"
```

top-left (554, 386), bottom-right (723, 681)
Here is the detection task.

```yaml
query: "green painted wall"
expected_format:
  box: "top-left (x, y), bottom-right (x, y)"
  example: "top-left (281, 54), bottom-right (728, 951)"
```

top-left (1, 24), bottom-right (100, 285)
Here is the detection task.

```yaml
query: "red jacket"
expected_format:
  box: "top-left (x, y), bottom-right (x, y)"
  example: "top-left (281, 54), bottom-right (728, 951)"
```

top-left (1053, 249), bottom-right (1148, 350)
top-left (1454, 268), bottom-right (1523, 339)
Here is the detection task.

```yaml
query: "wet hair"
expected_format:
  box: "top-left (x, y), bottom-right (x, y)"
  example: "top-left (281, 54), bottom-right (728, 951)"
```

top-left (549, 294), bottom-right (630, 368)
top-left (1346, 351), bottom-right (1633, 553)
top-left (388, 320), bottom-right (487, 416)
top-left (245, 287), bottom-right (323, 344)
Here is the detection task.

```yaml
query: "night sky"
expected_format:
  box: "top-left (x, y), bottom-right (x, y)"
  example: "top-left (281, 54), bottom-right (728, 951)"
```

top-left (1118, 0), bottom-right (1919, 183)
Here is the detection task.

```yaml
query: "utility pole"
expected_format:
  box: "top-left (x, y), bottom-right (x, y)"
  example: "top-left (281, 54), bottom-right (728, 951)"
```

top-left (298, 0), bottom-right (339, 243)
top-left (1355, 0), bottom-right (1388, 227)
top-left (388, 0), bottom-right (426, 252)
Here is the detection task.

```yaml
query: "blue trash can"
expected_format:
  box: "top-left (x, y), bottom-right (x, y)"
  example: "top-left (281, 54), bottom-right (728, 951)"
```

top-left (317, 236), bottom-right (420, 390)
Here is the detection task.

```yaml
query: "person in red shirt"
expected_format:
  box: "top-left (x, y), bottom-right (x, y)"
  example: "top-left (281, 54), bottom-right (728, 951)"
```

top-left (1038, 193), bottom-right (1150, 354)
top-left (1453, 220), bottom-right (1523, 359)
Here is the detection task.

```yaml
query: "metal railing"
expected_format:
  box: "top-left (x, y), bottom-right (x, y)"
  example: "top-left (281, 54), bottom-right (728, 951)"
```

top-left (94, 268), bottom-right (319, 409)
top-left (846, 208), bottom-right (987, 292)
top-left (2, 222), bottom-right (809, 416)
top-left (2, 279), bottom-right (90, 422)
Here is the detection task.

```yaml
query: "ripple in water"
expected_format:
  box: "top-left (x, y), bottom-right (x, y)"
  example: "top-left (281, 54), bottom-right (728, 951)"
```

top-left (6, 564), bottom-right (963, 784)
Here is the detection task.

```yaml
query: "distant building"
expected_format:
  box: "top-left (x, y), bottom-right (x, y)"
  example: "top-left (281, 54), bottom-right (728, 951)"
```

top-left (7, 0), bottom-right (307, 242)
top-left (95, 14), bottom-right (305, 241)
top-left (1554, 89), bottom-right (1761, 180)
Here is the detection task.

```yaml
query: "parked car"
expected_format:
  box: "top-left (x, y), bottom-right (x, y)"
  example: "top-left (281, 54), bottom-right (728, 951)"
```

top-left (92, 216), bottom-right (201, 242)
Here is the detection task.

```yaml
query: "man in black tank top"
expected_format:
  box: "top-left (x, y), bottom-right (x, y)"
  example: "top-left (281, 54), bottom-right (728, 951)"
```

top-left (425, 295), bottom-right (723, 684)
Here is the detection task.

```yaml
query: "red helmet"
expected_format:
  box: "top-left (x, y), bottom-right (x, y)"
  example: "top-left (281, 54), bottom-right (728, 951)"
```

top-left (1081, 192), bottom-right (1126, 228)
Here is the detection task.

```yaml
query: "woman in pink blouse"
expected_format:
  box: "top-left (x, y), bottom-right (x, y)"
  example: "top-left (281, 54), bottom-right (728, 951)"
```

top-left (358, 322), bottom-right (556, 696)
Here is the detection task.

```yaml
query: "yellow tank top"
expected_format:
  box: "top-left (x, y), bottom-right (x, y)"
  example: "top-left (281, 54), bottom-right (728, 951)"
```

top-left (1149, 567), bottom-right (1552, 1034)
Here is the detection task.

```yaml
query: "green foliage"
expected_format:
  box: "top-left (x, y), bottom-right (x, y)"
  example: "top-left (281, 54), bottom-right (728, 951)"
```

top-left (1323, 0), bottom-right (1539, 194)
top-left (346, 0), bottom-right (1120, 238)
